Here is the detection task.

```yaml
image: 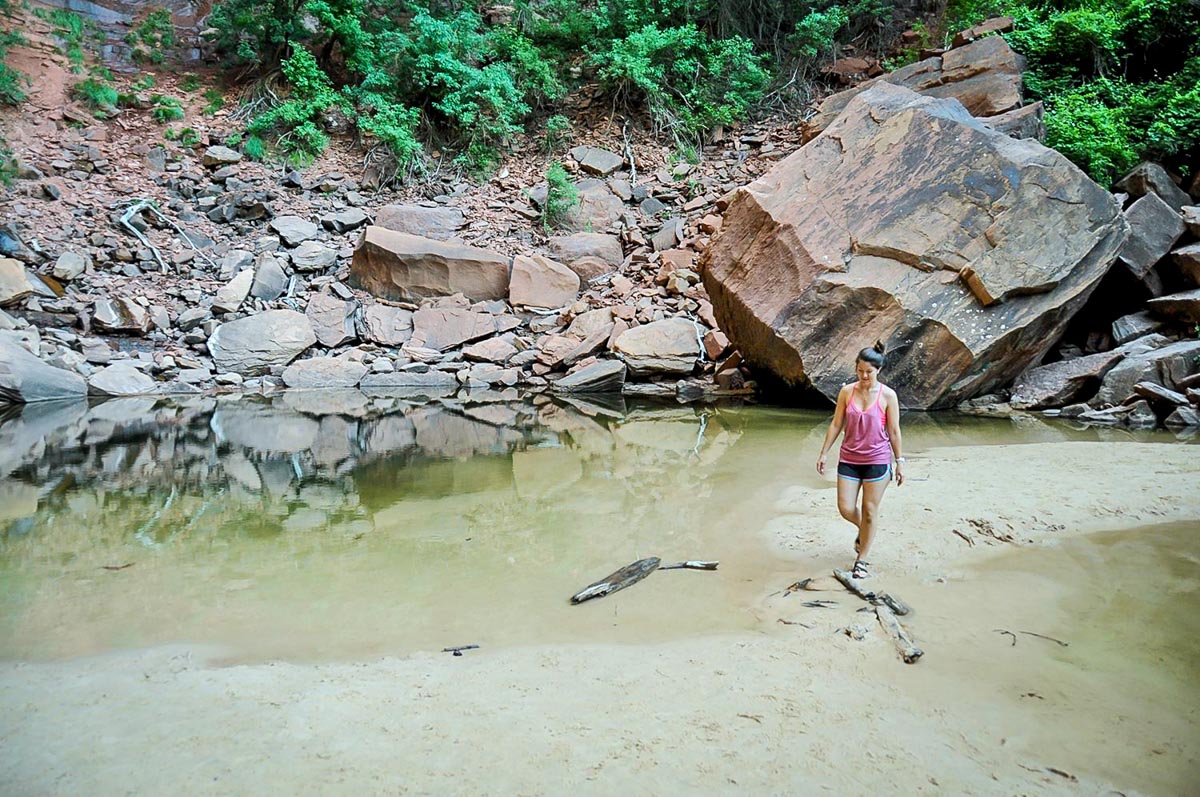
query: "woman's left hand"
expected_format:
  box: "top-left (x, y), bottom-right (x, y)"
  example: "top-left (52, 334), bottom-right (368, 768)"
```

top-left (894, 462), bottom-right (905, 486)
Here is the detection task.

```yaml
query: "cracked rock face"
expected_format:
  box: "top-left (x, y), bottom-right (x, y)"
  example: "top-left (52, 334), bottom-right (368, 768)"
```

top-left (700, 83), bottom-right (1128, 409)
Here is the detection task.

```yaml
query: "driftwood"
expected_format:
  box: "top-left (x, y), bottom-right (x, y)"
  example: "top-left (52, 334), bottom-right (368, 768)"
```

top-left (658, 560), bottom-right (719, 571)
top-left (832, 569), bottom-right (911, 616)
top-left (571, 557), bottom-right (661, 604)
top-left (875, 604), bottom-right (923, 663)
top-left (442, 645), bottom-right (479, 657)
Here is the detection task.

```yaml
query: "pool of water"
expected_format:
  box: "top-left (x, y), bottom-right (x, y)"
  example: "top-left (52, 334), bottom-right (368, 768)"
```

top-left (0, 391), bottom-right (1194, 663)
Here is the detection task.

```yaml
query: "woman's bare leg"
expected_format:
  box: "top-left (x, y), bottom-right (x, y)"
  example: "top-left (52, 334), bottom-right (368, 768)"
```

top-left (856, 477), bottom-right (891, 560)
top-left (837, 478), bottom-right (862, 550)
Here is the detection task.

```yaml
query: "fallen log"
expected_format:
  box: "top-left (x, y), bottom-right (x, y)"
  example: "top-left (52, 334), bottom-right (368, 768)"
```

top-left (571, 557), bottom-right (661, 604)
top-left (876, 604), bottom-right (923, 663)
top-left (832, 569), bottom-right (911, 616)
top-left (659, 560), bottom-right (719, 571)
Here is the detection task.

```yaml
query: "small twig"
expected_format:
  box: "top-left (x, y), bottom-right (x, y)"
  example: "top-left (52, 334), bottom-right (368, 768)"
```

top-left (951, 528), bottom-right (975, 546)
top-left (994, 629), bottom-right (1017, 647)
top-left (802, 600), bottom-right (837, 609)
top-left (658, 560), bottom-right (719, 571)
top-left (101, 563), bottom-right (135, 571)
top-left (1019, 631), bottom-right (1069, 647)
top-left (777, 618), bottom-right (811, 628)
top-left (140, 203), bottom-right (218, 269)
top-left (736, 713), bottom-right (763, 724)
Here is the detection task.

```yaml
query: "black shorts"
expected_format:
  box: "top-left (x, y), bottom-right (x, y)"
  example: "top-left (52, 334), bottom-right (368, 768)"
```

top-left (837, 462), bottom-right (891, 483)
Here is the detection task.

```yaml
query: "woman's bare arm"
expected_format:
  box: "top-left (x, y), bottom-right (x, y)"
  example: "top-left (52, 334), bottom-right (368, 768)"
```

top-left (885, 387), bottom-right (904, 485)
top-left (816, 386), bottom-right (849, 474)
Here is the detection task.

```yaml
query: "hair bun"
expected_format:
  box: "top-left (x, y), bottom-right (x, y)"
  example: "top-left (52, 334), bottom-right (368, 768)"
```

top-left (873, 340), bottom-right (886, 355)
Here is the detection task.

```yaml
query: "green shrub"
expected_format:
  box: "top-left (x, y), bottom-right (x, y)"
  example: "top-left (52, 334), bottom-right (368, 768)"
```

top-left (73, 77), bottom-right (118, 112)
top-left (543, 161), bottom-right (579, 230)
top-left (164, 126), bottom-right (201, 147)
top-left (541, 114), bottom-right (571, 152)
top-left (0, 29), bottom-right (26, 105)
top-left (35, 8), bottom-right (101, 72)
top-left (181, 73), bottom-right (202, 92)
top-left (127, 9), bottom-right (175, 64)
top-left (202, 88), bottom-right (225, 115)
top-left (151, 95), bottom-right (185, 122)
top-left (206, 0), bottom-right (311, 67)
top-left (243, 134), bottom-right (266, 160)
top-left (593, 23), bottom-right (769, 142)
top-left (248, 48), bottom-right (345, 163)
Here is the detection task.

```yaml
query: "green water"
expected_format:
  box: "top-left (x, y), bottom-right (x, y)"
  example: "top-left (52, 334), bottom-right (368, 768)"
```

top-left (0, 392), bottom-right (1194, 663)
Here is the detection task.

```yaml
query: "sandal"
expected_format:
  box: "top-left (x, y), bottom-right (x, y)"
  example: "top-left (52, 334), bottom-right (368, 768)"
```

top-left (851, 559), bottom-right (871, 579)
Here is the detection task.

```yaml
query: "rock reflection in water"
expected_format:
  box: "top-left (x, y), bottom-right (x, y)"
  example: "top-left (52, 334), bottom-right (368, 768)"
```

top-left (0, 390), bottom-right (756, 660)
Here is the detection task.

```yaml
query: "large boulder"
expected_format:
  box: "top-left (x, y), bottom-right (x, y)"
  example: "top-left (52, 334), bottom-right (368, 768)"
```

top-left (1147, 288), bottom-right (1200, 324)
top-left (0, 330), bottom-right (87, 403)
top-left (1115, 162), bottom-right (1192, 212)
top-left (803, 35), bottom-right (1024, 140)
top-left (1092, 337), bottom-right (1200, 406)
top-left (1010, 335), bottom-right (1166, 409)
top-left (1118, 192), bottom-right (1185, 279)
top-left (701, 83), bottom-right (1128, 409)
top-left (208, 310), bottom-right (317, 375)
top-left (612, 317), bottom-right (700, 376)
top-left (349, 227), bottom-right (510, 302)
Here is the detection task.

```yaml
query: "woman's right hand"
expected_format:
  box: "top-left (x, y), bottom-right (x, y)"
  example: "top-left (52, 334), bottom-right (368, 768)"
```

top-left (816, 453), bottom-right (826, 475)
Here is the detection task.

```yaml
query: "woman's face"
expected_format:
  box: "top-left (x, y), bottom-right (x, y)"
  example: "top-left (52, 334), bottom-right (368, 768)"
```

top-left (855, 360), bottom-right (879, 385)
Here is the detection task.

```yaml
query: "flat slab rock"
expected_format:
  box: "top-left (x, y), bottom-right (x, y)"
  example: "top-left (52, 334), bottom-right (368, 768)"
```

top-left (375, 204), bottom-right (466, 241)
top-left (87, 363), bottom-right (159, 397)
top-left (1147, 288), bottom-right (1200, 324)
top-left (350, 226), bottom-right (510, 302)
top-left (552, 360), bottom-right (627, 393)
top-left (409, 307), bottom-right (521, 352)
top-left (701, 82), bottom-right (1127, 409)
top-left (281, 357), bottom-right (368, 389)
top-left (208, 310), bottom-right (317, 376)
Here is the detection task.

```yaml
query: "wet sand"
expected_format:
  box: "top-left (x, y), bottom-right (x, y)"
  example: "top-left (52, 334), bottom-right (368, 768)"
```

top-left (2, 439), bottom-right (1198, 795)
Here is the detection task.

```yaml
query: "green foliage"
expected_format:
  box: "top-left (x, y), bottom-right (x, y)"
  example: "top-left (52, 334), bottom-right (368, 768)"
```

top-left (126, 9), bottom-right (175, 64)
top-left (0, 143), bottom-right (16, 186)
top-left (132, 73), bottom-right (156, 92)
top-left (202, 88), bottom-right (225, 115)
top-left (247, 48), bottom-right (344, 163)
top-left (243, 134), bottom-right (266, 160)
top-left (940, 0), bottom-right (1200, 184)
top-left (164, 126), bottom-right (201, 147)
top-left (180, 73), bottom-right (202, 92)
top-left (35, 8), bottom-right (101, 72)
top-left (0, 26), bottom-right (26, 106)
top-left (790, 6), bottom-right (850, 62)
top-left (592, 23), bottom-right (769, 142)
top-left (73, 76), bottom-right (118, 112)
top-left (205, 0), bottom-right (310, 67)
top-left (541, 114), bottom-right (571, 152)
top-left (542, 161), bottom-right (578, 230)
top-left (150, 95), bottom-right (185, 122)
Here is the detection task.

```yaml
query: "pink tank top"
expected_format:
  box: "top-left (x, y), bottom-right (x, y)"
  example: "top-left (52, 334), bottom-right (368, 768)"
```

top-left (840, 385), bottom-right (892, 465)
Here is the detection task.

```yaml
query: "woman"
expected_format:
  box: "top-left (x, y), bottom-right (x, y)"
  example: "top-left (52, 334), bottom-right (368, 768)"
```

top-left (815, 342), bottom-right (904, 579)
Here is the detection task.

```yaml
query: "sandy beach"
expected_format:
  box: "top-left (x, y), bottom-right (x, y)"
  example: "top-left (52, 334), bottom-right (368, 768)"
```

top-left (2, 439), bottom-right (1198, 795)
